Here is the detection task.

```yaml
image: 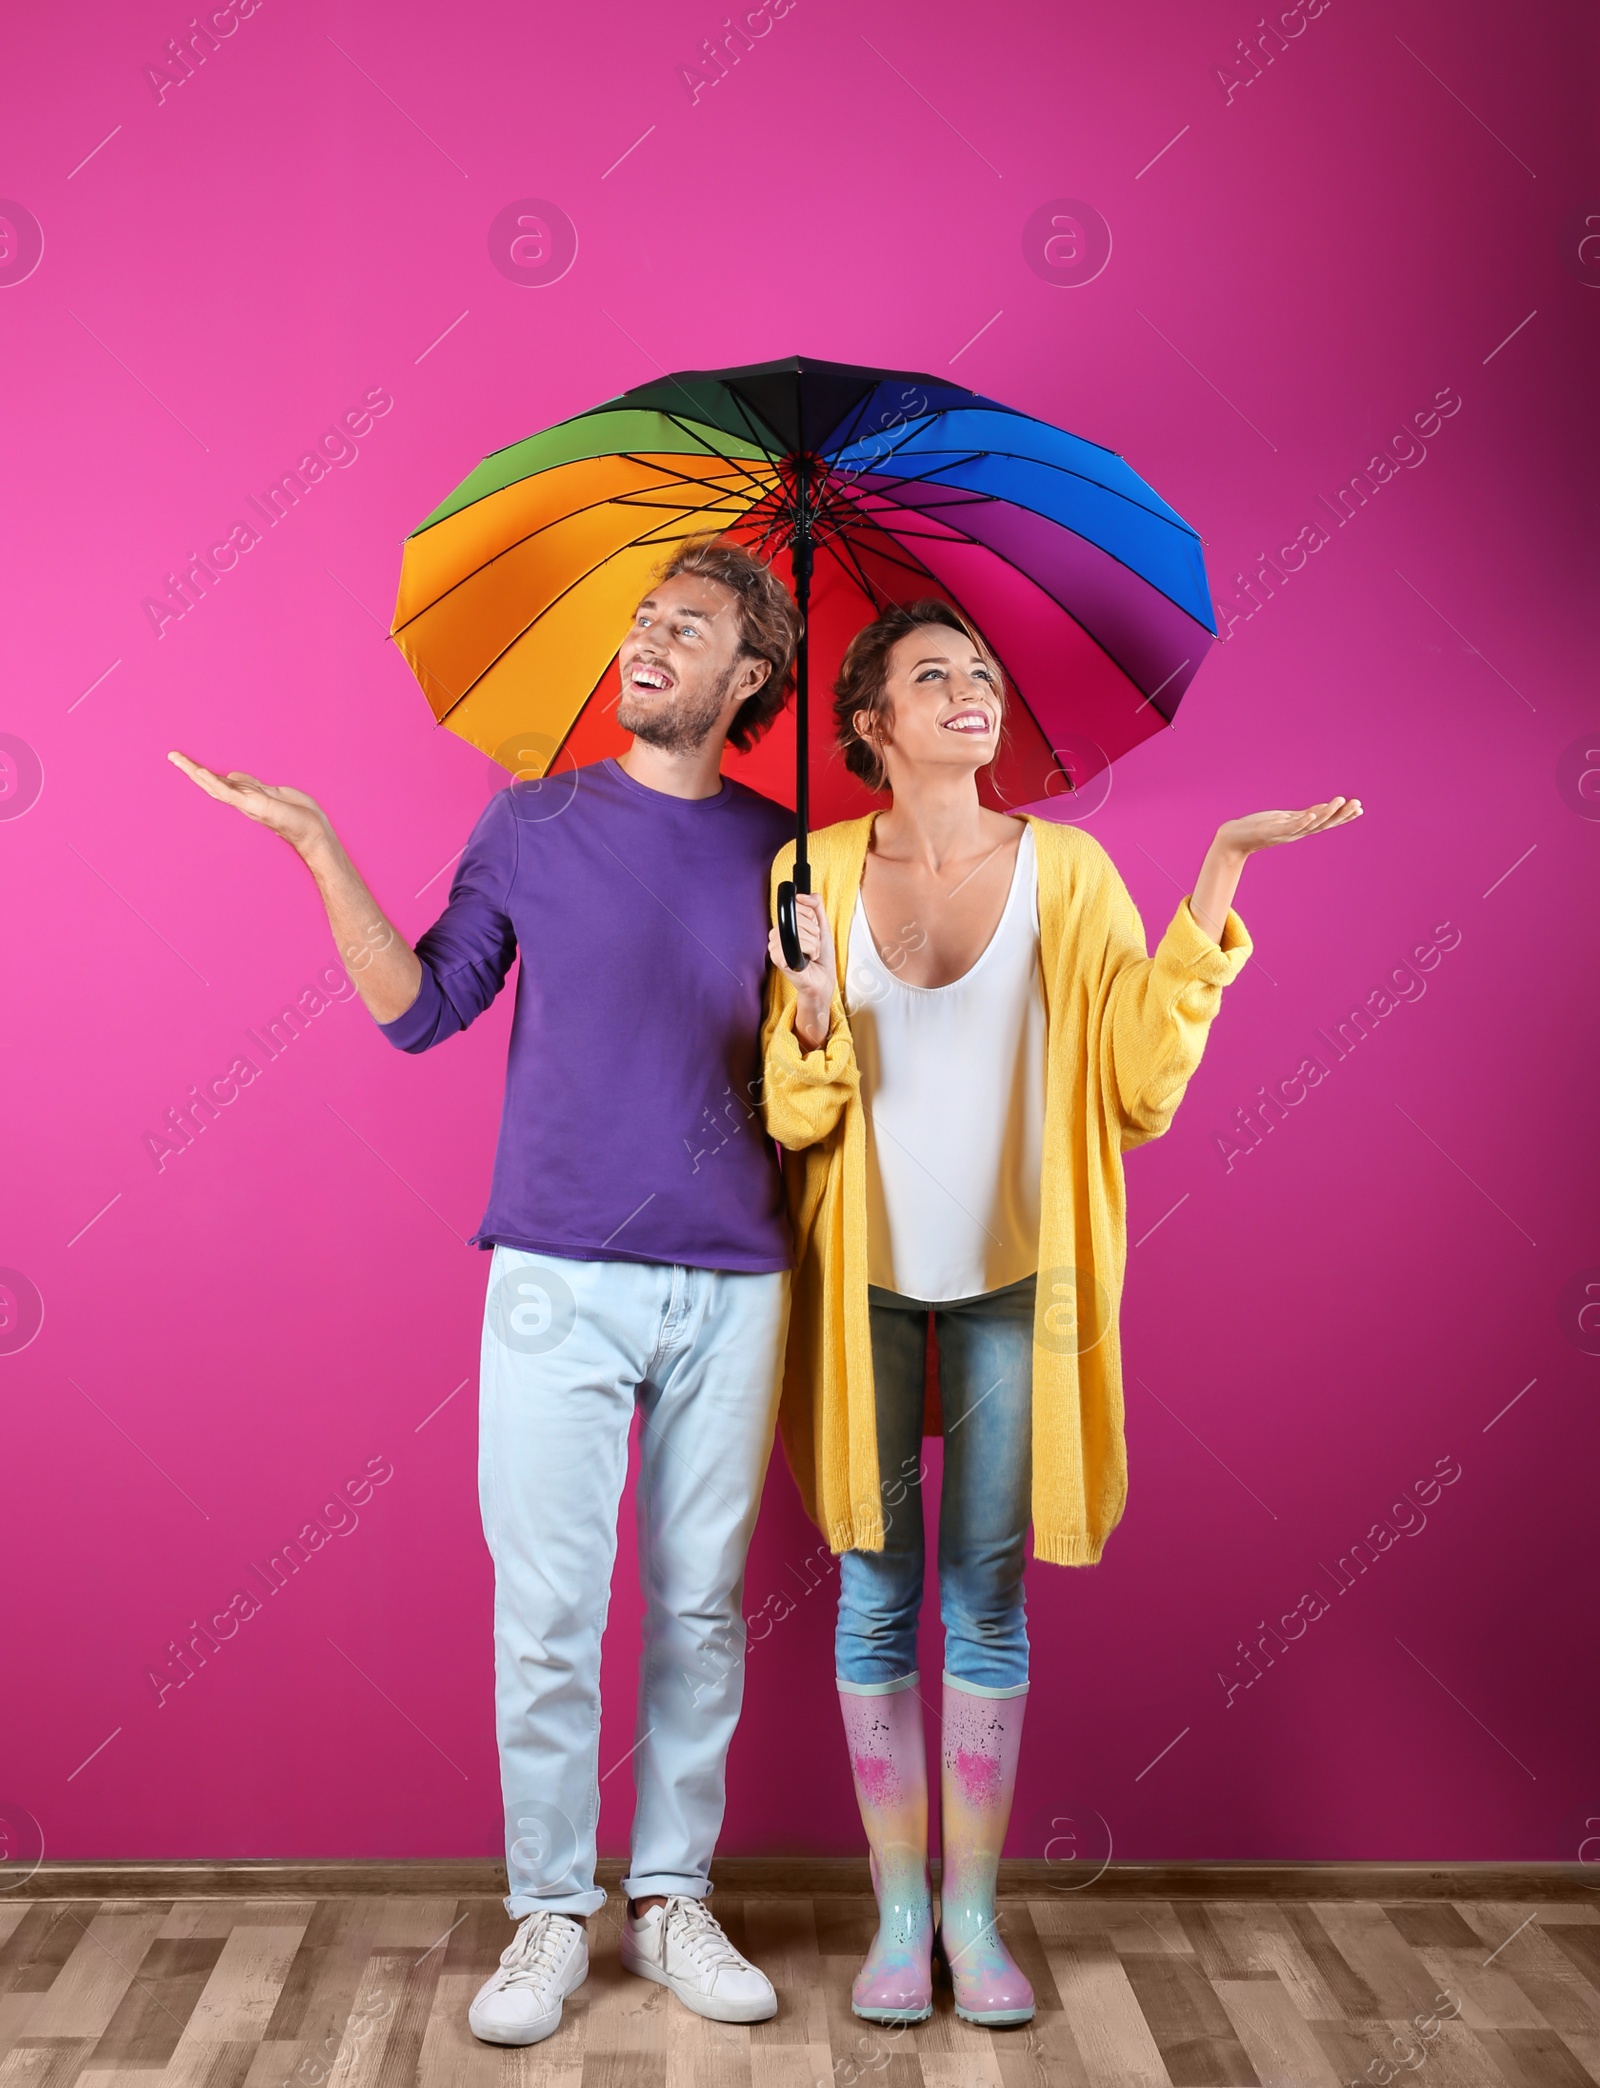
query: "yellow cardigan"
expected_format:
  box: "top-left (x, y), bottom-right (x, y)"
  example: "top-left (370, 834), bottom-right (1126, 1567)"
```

top-left (760, 814), bottom-right (1252, 1568)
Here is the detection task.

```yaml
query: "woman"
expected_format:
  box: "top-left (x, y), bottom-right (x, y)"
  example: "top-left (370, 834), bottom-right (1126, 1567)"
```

top-left (761, 599), bottom-right (1359, 2028)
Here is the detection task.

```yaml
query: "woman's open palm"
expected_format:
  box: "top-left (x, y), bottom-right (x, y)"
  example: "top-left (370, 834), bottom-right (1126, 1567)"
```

top-left (1219, 797), bottom-right (1362, 856)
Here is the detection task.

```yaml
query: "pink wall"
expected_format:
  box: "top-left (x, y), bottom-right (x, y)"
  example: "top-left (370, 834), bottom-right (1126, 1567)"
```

top-left (3, 0), bottom-right (1596, 1872)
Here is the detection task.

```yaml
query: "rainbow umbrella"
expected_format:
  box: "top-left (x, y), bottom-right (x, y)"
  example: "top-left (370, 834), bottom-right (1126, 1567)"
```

top-left (391, 355), bottom-right (1218, 964)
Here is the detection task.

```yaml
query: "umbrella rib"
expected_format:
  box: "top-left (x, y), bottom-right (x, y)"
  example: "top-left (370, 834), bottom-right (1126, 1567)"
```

top-left (821, 410), bottom-right (957, 483)
top-left (808, 520), bottom-right (1048, 757)
top-left (846, 438), bottom-right (1202, 539)
top-left (393, 466), bottom-right (776, 642)
top-left (421, 482), bottom-right (769, 725)
top-left (715, 387), bottom-right (793, 460)
top-left (813, 381), bottom-right (943, 461)
top-left (820, 391), bottom-right (1199, 530)
top-left (812, 513), bottom-right (954, 592)
top-left (823, 474), bottom-right (1210, 706)
top-left (828, 457), bottom-right (1214, 641)
top-left (813, 520), bottom-right (915, 611)
top-left (408, 405), bottom-right (774, 539)
top-left (656, 405), bottom-right (784, 501)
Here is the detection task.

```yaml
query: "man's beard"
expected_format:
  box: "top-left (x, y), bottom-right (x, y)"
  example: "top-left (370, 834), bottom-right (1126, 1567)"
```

top-left (617, 660), bottom-right (739, 755)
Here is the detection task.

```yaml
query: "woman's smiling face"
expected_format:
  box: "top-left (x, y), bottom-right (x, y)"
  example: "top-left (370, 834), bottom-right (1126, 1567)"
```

top-left (859, 623), bottom-right (1004, 788)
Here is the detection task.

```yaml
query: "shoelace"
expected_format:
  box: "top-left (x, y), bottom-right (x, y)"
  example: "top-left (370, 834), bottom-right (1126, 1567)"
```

top-left (500, 1912), bottom-right (578, 1990)
top-left (662, 1895), bottom-right (746, 1975)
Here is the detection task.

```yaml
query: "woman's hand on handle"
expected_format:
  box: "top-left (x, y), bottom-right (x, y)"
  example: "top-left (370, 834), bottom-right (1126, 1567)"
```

top-left (767, 892), bottom-right (838, 1053)
top-left (168, 749), bottom-right (424, 1025)
top-left (1191, 796), bottom-right (1363, 944)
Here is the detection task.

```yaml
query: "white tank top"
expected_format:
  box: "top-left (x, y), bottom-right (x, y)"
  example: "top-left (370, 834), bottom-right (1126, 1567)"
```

top-left (843, 825), bottom-right (1046, 1303)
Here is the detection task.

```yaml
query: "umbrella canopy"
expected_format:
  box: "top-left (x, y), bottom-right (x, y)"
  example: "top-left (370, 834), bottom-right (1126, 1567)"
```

top-left (391, 355), bottom-right (1218, 833)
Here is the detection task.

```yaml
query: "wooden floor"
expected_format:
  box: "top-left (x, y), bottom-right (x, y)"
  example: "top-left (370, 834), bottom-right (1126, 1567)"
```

top-left (3, 1889), bottom-right (1599, 2088)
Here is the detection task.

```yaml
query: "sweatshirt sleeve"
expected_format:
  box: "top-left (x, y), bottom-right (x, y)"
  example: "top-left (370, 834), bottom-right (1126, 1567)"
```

top-left (1094, 847), bottom-right (1252, 1151)
top-left (758, 845), bottom-right (860, 1151)
top-left (377, 791), bottom-right (519, 1054)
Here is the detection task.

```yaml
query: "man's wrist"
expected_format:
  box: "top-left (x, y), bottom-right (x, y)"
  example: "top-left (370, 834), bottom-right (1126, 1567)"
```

top-left (298, 823), bottom-right (344, 880)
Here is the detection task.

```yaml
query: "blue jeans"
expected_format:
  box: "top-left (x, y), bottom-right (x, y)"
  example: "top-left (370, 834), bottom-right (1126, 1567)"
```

top-left (836, 1274), bottom-right (1034, 1697)
top-left (480, 1246), bottom-right (788, 1916)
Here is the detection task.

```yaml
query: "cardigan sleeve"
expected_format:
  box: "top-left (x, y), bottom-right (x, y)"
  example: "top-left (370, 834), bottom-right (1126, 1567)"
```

top-left (758, 847), bottom-right (861, 1152)
top-left (1096, 855), bottom-right (1252, 1152)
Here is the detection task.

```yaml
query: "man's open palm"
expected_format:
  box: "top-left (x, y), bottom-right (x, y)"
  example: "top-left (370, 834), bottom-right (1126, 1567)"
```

top-left (168, 750), bottom-right (329, 858)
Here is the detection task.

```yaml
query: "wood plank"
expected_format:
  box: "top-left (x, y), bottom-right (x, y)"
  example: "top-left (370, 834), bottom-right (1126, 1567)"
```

top-left (1116, 1952), bottom-right (1259, 2086)
top-left (1410, 1941), bottom-right (1550, 2029)
top-left (0, 1913), bottom-right (90, 1998)
top-left (442, 1906), bottom-right (511, 1985)
top-left (318, 1953), bottom-right (403, 2088)
top-left (370, 1946), bottom-right (450, 2088)
top-left (193, 2040), bottom-right (257, 2088)
top-left (991, 2013), bottom-right (1095, 2088)
top-left (1545, 1929), bottom-right (1600, 1988)
top-left (368, 1906), bottom-right (461, 1954)
top-left (717, 2051), bottom-right (830, 2088)
top-left (182, 1927), bottom-right (310, 2043)
top-left (0, 2040), bottom-right (101, 2088)
top-left (1384, 1905), bottom-right (1487, 1950)
top-left (87, 1940), bottom-right (228, 2069)
top-left (1211, 1977), bottom-right (1343, 2088)
top-left (28, 1911), bottom-right (168, 2039)
top-left (1, 1887), bottom-right (1592, 2088)
top-left (921, 2055), bottom-right (1006, 2087)
top-left (265, 1899), bottom-right (393, 2076)
top-left (1507, 1976), bottom-right (1600, 2040)
top-left (0, 1998), bottom-right (40, 2072)
top-left (1457, 1906), bottom-right (1586, 1978)
top-left (238, 2042), bottom-right (300, 2088)
top-left (1310, 1901), bottom-right (1453, 2020)
top-left (1172, 1906), bottom-right (1251, 1982)
top-left (158, 1913), bottom-right (316, 1945)
top-left (1197, 1907), bottom-right (1344, 2020)
top-left (740, 1897), bottom-right (827, 2051)
top-left (1553, 2028), bottom-right (1600, 2083)
top-left (661, 1989), bottom-right (751, 2088)
top-left (20, 1862), bottom-right (1600, 1905)
top-left (566, 1918), bottom-right (657, 2062)
top-left (1278, 1907), bottom-right (1382, 2018)
top-left (414, 1974), bottom-right (501, 2088)
top-left (1032, 1902), bottom-right (1189, 1956)
top-left (1392, 2014), bottom-right (1525, 2087)
top-left (1038, 1934), bottom-right (1172, 2088)
top-left (1474, 2024), bottom-right (1598, 2086)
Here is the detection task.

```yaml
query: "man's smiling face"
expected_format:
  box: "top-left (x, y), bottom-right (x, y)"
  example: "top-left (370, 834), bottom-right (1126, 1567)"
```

top-left (616, 574), bottom-right (768, 755)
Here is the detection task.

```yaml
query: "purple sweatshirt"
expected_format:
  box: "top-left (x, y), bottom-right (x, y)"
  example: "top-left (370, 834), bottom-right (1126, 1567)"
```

top-left (379, 758), bottom-right (795, 1272)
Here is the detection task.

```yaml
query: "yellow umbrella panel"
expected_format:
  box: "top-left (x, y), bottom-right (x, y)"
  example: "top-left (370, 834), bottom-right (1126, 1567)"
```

top-left (392, 424), bottom-right (781, 769)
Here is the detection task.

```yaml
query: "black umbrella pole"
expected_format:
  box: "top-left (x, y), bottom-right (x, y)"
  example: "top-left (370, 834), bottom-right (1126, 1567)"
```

top-left (776, 525), bottom-right (813, 973)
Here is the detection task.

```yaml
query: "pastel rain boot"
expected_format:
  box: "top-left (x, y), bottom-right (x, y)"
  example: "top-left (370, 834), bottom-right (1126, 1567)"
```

top-left (937, 1679), bottom-right (1034, 2026)
top-left (838, 1682), bottom-right (935, 2024)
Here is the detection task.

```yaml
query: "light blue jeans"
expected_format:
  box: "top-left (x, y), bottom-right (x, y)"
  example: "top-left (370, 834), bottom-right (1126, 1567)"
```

top-left (479, 1245), bottom-right (788, 1917)
top-left (836, 1274), bottom-right (1034, 1700)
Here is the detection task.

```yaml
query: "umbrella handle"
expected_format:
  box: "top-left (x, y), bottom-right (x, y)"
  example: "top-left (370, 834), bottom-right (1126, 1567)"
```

top-left (776, 865), bottom-right (810, 972)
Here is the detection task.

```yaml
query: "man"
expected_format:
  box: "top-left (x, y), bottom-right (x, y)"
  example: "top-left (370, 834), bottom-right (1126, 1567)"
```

top-left (170, 536), bottom-right (801, 2045)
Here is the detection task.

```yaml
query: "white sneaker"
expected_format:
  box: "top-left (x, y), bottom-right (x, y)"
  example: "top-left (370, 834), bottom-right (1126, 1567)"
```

top-left (467, 1911), bottom-right (588, 2045)
top-left (620, 1894), bottom-right (777, 2022)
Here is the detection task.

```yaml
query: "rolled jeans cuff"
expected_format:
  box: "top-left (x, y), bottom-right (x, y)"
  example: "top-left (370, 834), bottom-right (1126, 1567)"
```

top-left (942, 1669), bottom-right (1030, 1699)
top-left (836, 1671), bottom-right (920, 1697)
top-left (505, 1886), bottom-right (608, 1920)
top-left (620, 1870), bottom-right (713, 1903)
